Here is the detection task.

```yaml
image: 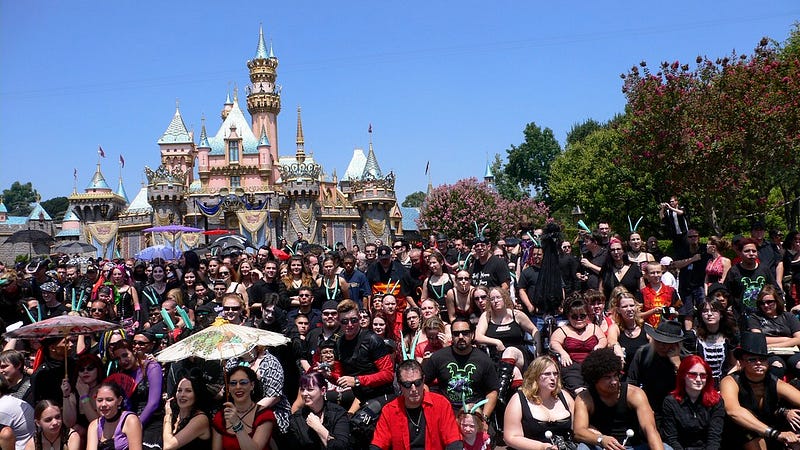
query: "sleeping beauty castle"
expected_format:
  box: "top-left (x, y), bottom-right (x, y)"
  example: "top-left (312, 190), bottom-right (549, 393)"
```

top-left (62, 26), bottom-right (400, 258)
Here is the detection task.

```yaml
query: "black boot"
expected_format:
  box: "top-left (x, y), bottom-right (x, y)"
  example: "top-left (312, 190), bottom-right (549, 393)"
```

top-left (497, 360), bottom-right (515, 405)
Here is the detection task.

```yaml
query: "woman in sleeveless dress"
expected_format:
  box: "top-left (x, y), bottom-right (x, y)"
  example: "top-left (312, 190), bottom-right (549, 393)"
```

top-left (446, 269), bottom-right (475, 324)
top-left (606, 287), bottom-right (648, 378)
top-left (704, 236), bottom-right (731, 291)
top-left (313, 257), bottom-right (349, 309)
top-left (211, 366), bottom-right (274, 450)
top-left (282, 255), bottom-right (314, 309)
top-left (86, 382), bottom-right (143, 450)
top-left (598, 238), bottom-right (644, 301)
top-left (549, 295), bottom-right (608, 394)
top-left (504, 356), bottom-right (575, 450)
top-left (111, 266), bottom-right (141, 335)
top-left (162, 376), bottom-right (211, 450)
top-left (25, 400), bottom-right (81, 450)
top-left (420, 250), bottom-right (454, 322)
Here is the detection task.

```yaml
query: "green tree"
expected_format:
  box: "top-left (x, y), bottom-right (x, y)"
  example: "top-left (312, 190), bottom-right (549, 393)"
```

top-left (490, 154), bottom-right (528, 201)
top-left (41, 197), bottom-right (70, 221)
top-left (503, 122), bottom-right (562, 201)
top-left (566, 118), bottom-right (603, 148)
top-left (549, 127), bottom-right (659, 236)
top-left (2, 181), bottom-right (37, 216)
top-left (401, 191), bottom-right (427, 208)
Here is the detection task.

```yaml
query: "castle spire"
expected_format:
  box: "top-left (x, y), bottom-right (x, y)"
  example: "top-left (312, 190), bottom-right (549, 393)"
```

top-left (255, 24), bottom-right (269, 60)
top-left (295, 106), bottom-right (306, 163)
top-left (158, 105), bottom-right (192, 144)
top-left (198, 115), bottom-right (210, 148)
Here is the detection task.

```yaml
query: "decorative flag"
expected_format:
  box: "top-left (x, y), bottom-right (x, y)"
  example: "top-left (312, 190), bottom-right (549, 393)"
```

top-left (119, 155), bottom-right (125, 168)
top-left (98, 145), bottom-right (105, 158)
top-left (425, 161), bottom-right (430, 175)
top-left (73, 168), bottom-right (77, 178)
top-left (368, 123), bottom-right (372, 134)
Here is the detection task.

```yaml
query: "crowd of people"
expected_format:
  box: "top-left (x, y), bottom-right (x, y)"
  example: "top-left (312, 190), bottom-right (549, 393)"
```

top-left (0, 207), bottom-right (799, 450)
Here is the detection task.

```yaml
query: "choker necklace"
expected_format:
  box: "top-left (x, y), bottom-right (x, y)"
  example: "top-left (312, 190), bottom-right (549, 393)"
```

top-left (42, 432), bottom-right (60, 449)
top-left (105, 408), bottom-right (123, 423)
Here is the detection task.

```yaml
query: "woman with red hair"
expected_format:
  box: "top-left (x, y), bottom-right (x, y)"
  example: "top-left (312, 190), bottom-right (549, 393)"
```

top-left (661, 355), bottom-right (724, 450)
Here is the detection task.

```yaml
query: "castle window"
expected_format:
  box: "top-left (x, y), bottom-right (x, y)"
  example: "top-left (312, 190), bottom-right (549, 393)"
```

top-left (230, 176), bottom-right (241, 188)
top-left (228, 141), bottom-right (240, 163)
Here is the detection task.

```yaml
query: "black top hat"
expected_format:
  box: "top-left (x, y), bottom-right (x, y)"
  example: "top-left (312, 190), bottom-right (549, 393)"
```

top-left (707, 283), bottom-right (730, 298)
top-left (733, 332), bottom-right (769, 359)
top-left (643, 320), bottom-right (685, 344)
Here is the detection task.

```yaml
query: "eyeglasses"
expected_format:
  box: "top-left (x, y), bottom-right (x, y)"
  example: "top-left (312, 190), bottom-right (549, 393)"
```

top-left (228, 379), bottom-right (251, 387)
top-left (686, 371), bottom-right (707, 380)
top-left (132, 340), bottom-right (151, 347)
top-left (757, 299), bottom-right (777, 307)
top-left (89, 308), bottom-right (105, 313)
top-left (340, 318), bottom-right (360, 325)
top-left (322, 311), bottom-right (338, 316)
top-left (745, 356), bottom-right (767, 364)
top-left (452, 330), bottom-right (472, 337)
top-left (398, 378), bottom-right (424, 389)
top-left (79, 366), bottom-right (97, 372)
top-left (223, 306), bottom-right (241, 312)
top-left (456, 276), bottom-right (471, 281)
top-left (570, 313), bottom-right (588, 320)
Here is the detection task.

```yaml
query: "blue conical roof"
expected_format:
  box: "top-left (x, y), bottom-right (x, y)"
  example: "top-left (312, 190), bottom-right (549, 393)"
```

top-left (258, 127), bottom-right (270, 146)
top-left (0, 199), bottom-right (6, 213)
top-left (87, 164), bottom-right (111, 190)
top-left (361, 142), bottom-right (383, 179)
top-left (158, 107), bottom-right (193, 144)
top-left (255, 25), bottom-right (269, 59)
top-left (62, 206), bottom-right (80, 222)
top-left (117, 178), bottom-right (129, 203)
top-left (198, 120), bottom-right (210, 148)
top-left (484, 159), bottom-right (494, 178)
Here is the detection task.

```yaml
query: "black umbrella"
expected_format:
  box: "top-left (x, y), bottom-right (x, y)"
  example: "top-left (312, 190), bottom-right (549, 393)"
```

top-left (4, 229), bottom-right (54, 245)
top-left (53, 241), bottom-right (97, 254)
top-left (208, 234), bottom-right (255, 253)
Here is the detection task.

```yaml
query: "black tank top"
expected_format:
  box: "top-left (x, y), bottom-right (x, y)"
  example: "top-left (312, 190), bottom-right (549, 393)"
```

top-left (617, 329), bottom-right (648, 374)
top-left (588, 383), bottom-right (642, 446)
top-left (486, 311), bottom-right (526, 348)
top-left (517, 390), bottom-right (572, 443)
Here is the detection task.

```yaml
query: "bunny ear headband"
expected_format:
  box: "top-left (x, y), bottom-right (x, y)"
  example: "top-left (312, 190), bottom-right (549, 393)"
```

top-left (473, 222), bottom-right (489, 239)
top-left (461, 390), bottom-right (489, 414)
top-left (628, 215), bottom-right (643, 233)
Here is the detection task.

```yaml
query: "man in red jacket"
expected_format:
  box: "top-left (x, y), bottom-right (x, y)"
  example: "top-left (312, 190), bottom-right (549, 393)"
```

top-left (370, 360), bottom-right (463, 450)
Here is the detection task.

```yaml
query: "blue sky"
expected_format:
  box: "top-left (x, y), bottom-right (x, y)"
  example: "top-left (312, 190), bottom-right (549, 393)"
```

top-left (1, 1), bottom-right (798, 205)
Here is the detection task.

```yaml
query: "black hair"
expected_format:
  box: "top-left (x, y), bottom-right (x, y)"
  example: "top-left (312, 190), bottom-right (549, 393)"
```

top-left (581, 347), bottom-right (622, 388)
top-left (395, 359), bottom-right (422, 379)
top-left (226, 366), bottom-right (263, 401)
top-left (450, 317), bottom-right (474, 333)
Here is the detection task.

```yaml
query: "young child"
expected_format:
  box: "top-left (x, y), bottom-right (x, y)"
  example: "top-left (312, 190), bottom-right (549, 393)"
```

top-left (458, 405), bottom-right (490, 450)
top-left (640, 261), bottom-right (680, 327)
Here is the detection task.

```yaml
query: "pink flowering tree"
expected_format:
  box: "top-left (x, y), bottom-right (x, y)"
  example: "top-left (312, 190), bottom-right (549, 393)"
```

top-left (619, 34), bottom-right (800, 232)
top-left (417, 177), bottom-right (549, 241)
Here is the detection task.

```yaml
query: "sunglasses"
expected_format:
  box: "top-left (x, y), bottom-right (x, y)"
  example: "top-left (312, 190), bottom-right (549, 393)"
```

top-left (686, 371), bottom-right (707, 380)
top-left (393, 245), bottom-right (403, 249)
top-left (89, 308), bottom-right (105, 313)
top-left (570, 313), bottom-right (588, 320)
top-left (340, 318), bottom-right (360, 325)
top-left (322, 311), bottom-right (338, 316)
top-left (398, 378), bottom-right (424, 389)
top-left (228, 379), bottom-right (251, 387)
top-left (79, 366), bottom-right (97, 372)
top-left (757, 300), bottom-right (777, 307)
top-left (132, 340), bottom-right (151, 346)
top-left (452, 330), bottom-right (472, 337)
top-left (456, 276), bottom-right (471, 281)
top-left (561, 246), bottom-right (571, 250)
top-left (223, 306), bottom-right (241, 312)
top-left (473, 294), bottom-right (487, 300)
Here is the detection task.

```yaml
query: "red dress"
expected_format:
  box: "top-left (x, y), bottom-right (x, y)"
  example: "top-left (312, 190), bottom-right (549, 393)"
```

top-left (212, 407), bottom-right (275, 450)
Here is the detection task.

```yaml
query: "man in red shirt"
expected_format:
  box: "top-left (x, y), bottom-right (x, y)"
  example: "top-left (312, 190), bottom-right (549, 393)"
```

top-left (370, 360), bottom-right (462, 450)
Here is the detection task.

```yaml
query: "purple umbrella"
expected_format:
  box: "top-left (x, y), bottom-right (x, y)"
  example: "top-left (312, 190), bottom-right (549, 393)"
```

top-left (143, 225), bottom-right (203, 234)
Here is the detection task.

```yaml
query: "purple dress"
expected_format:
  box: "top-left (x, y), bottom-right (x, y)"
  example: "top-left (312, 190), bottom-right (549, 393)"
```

top-left (97, 411), bottom-right (133, 450)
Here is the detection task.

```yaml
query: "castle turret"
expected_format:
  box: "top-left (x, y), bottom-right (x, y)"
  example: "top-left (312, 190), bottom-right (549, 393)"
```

top-left (246, 25), bottom-right (281, 183)
top-left (158, 104), bottom-right (196, 187)
top-left (145, 165), bottom-right (188, 225)
top-left (349, 127), bottom-right (396, 245)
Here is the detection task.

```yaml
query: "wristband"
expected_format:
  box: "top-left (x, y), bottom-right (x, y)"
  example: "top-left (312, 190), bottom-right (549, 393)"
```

top-left (80, 395), bottom-right (91, 403)
top-left (232, 422), bottom-right (244, 433)
top-left (765, 427), bottom-right (780, 440)
top-left (777, 407), bottom-right (788, 416)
